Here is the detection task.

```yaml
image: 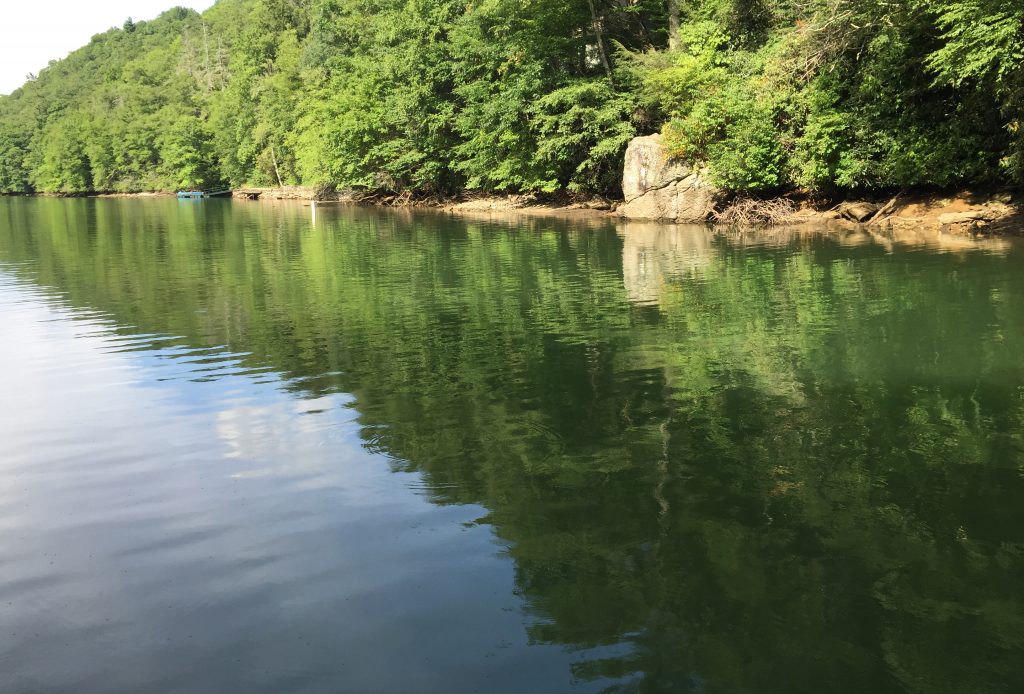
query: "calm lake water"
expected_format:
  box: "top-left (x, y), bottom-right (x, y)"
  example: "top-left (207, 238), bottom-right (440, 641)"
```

top-left (1, 197), bottom-right (1023, 693)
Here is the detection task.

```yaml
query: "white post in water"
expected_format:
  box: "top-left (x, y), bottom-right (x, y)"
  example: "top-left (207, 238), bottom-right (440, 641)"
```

top-left (311, 199), bottom-right (317, 226)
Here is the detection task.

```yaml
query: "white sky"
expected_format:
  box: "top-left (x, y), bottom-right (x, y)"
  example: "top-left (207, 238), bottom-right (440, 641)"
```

top-left (0, 1), bottom-right (216, 95)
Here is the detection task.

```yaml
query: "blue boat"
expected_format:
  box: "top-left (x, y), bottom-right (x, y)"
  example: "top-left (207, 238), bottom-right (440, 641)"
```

top-left (176, 189), bottom-right (231, 199)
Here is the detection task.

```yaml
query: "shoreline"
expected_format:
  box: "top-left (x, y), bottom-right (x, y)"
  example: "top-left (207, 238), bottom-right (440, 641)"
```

top-left (4, 188), bottom-right (1021, 234)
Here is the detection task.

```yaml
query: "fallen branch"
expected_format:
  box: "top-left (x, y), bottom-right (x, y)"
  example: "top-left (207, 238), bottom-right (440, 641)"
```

top-left (870, 192), bottom-right (904, 225)
top-left (713, 197), bottom-right (797, 226)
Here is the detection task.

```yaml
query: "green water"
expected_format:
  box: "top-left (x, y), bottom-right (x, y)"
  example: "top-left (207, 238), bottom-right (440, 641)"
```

top-left (1, 197), bottom-right (1023, 693)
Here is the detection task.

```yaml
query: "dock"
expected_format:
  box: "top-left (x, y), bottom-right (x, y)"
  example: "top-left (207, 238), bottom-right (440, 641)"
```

top-left (175, 189), bottom-right (232, 199)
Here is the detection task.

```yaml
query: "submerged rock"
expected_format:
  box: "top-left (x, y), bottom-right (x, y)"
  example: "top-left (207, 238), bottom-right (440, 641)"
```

top-left (618, 134), bottom-right (718, 222)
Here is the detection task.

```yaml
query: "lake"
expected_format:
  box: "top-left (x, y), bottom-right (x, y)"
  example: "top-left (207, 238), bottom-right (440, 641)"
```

top-left (1, 197), bottom-right (1023, 693)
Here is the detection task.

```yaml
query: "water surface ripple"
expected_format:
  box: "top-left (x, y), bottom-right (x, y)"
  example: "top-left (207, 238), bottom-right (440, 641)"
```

top-left (1, 198), bottom-right (1023, 693)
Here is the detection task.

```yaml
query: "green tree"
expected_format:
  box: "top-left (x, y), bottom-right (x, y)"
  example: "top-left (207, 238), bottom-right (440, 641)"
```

top-left (0, 126), bottom-right (30, 192)
top-left (927, 0), bottom-right (1024, 182)
top-left (30, 117), bottom-right (92, 193)
top-left (159, 115), bottom-right (218, 189)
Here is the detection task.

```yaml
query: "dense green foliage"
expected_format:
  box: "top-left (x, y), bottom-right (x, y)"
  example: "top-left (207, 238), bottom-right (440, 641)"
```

top-left (0, 0), bottom-right (1021, 195)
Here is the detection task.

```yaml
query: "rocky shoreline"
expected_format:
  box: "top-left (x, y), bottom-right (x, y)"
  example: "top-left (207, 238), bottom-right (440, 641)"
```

top-left (7, 158), bottom-right (1022, 234)
top-left (615, 133), bottom-right (1023, 234)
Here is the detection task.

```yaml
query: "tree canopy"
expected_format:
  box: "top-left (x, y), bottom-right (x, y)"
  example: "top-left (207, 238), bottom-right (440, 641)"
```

top-left (0, 0), bottom-right (1021, 195)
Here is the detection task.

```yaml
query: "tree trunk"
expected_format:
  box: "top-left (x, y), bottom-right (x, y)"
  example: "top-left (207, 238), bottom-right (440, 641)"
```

top-left (270, 145), bottom-right (284, 189)
top-left (202, 23), bottom-right (213, 93)
top-left (586, 0), bottom-right (615, 86)
top-left (668, 0), bottom-right (680, 51)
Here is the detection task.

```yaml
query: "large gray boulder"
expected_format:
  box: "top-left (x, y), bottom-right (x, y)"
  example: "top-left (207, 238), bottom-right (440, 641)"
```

top-left (618, 134), bottom-right (718, 222)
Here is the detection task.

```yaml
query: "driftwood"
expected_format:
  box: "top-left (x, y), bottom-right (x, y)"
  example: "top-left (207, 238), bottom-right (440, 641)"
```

top-left (713, 197), bottom-right (797, 226)
top-left (870, 192), bottom-right (903, 225)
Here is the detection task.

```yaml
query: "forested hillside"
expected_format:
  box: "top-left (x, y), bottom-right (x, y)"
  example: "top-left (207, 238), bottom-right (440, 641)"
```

top-left (0, 0), bottom-right (1020, 196)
